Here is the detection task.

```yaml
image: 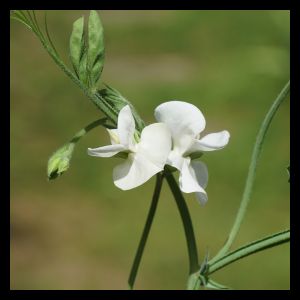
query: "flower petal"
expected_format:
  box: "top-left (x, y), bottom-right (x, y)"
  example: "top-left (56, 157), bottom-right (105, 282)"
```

top-left (107, 129), bottom-right (119, 145)
top-left (167, 149), bottom-right (185, 170)
top-left (179, 158), bottom-right (208, 205)
top-left (195, 192), bottom-right (208, 206)
top-left (138, 123), bottom-right (172, 168)
top-left (190, 160), bottom-right (208, 189)
top-left (88, 144), bottom-right (126, 157)
top-left (117, 105), bottom-right (135, 147)
top-left (190, 160), bottom-right (208, 206)
top-left (113, 153), bottom-right (162, 190)
top-left (191, 130), bottom-right (230, 152)
top-left (179, 158), bottom-right (207, 194)
top-left (154, 101), bottom-right (206, 154)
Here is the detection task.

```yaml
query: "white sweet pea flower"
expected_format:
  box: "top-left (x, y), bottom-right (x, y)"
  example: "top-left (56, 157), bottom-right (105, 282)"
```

top-left (154, 101), bottom-right (230, 205)
top-left (88, 105), bottom-right (172, 190)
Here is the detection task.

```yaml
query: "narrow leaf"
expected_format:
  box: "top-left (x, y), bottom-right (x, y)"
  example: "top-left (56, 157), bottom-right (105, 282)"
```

top-left (44, 12), bottom-right (59, 57)
top-left (10, 11), bottom-right (33, 31)
top-left (88, 10), bottom-right (104, 87)
top-left (206, 279), bottom-right (230, 290)
top-left (208, 229), bottom-right (290, 275)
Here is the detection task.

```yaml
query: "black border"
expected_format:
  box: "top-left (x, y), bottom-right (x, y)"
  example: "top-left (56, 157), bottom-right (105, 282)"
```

top-left (7, 3), bottom-right (294, 297)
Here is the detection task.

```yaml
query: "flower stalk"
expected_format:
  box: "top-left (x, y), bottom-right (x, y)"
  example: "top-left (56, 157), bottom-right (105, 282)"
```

top-left (128, 173), bottom-right (164, 289)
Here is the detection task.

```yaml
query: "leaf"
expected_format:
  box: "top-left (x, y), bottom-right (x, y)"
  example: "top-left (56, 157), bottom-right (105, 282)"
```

top-left (206, 279), bottom-right (230, 290)
top-left (287, 165), bottom-right (290, 183)
top-left (70, 16), bottom-right (85, 78)
top-left (78, 48), bottom-right (88, 86)
top-left (87, 10), bottom-right (104, 87)
top-left (208, 229), bottom-right (290, 275)
top-left (10, 11), bottom-right (33, 31)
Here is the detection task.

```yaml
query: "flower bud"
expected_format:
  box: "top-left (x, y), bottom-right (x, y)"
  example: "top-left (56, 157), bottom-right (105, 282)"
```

top-left (97, 85), bottom-right (145, 133)
top-left (47, 143), bottom-right (75, 180)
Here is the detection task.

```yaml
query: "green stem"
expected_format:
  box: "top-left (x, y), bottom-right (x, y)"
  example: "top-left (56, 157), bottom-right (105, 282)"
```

top-left (208, 229), bottom-right (290, 275)
top-left (69, 117), bottom-right (109, 144)
top-left (38, 38), bottom-right (118, 125)
top-left (165, 171), bottom-right (199, 275)
top-left (12, 10), bottom-right (118, 125)
top-left (210, 80), bottom-right (290, 264)
top-left (128, 173), bottom-right (164, 290)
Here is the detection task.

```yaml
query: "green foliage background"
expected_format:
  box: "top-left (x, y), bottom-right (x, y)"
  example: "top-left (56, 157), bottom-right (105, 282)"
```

top-left (10, 10), bottom-right (290, 290)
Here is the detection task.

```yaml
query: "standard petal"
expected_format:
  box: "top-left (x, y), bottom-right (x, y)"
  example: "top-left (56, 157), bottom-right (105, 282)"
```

top-left (117, 105), bottom-right (136, 147)
top-left (154, 101), bottom-right (206, 153)
top-left (137, 123), bottom-right (172, 168)
top-left (190, 130), bottom-right (230, 152)
top-left (87, 144), bottom-right (126, 157)
top-left (113, 153), bottom-right (162, 190)
top-left (179, 158), bottom-right (207, 193)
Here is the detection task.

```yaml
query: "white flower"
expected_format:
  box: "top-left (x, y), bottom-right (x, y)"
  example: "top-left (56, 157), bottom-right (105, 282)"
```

top-left (154, 101), bottom-right (230, 205)
top-left (88, 105), bottom-right (172, 190)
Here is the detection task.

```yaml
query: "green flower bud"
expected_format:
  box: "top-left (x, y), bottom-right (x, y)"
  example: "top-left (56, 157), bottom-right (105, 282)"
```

top-left (97, 84), bottom-right (145, 133)
top-left (47, 143), bottom-right (75, 180)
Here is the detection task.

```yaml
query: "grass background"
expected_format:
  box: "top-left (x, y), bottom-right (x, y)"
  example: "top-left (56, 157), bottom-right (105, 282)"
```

top-left (10, 10), bottom-right (290, 290)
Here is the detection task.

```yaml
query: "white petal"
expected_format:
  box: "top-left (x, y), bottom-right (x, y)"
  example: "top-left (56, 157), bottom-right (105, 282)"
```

top-left (113, 153), bottom-right (162, 190)
top-left (195, 192), bottom-right (208, 206)
top-left (167, 150), bottom-right (185, 170)
top-left (191, 161), bottom-right (208, 205)
top-left (107, 129), bottom-right (119, 145)
top-left (117, 105), bottom-right (135, 147)
top-left (191, 130), bottom-right (230, 152)
top-left (138, 123), bottom-right (172, 168)
top-left (179, 158), bottom-right (207, 194)
top-left (154, 101), bottom-right (206, 154)
top-left (190, 160), bottom-right (208, 189)
top-left (88, 144), bottom-right (126, 157)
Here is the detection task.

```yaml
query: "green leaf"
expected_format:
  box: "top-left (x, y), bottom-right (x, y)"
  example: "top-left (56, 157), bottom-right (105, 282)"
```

top-left (87, 10), bottom-right (104, 88)
top-left (70, 16), bottom-right (85, 78)
top-left (78, 48), bottom-right (88, 86)
top-left (10, 10), bottom-right (33, 31)
top-left (206, 279), bottom-right (230, 290)
top-left (287, 165), bottom-right (290, 183)
top-left (208, 229), bottom-right (290, 275)
top-left (210, 80), bottom-right (290, 264)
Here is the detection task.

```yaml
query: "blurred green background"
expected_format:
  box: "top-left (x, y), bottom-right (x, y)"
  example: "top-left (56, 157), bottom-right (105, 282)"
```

top-left (10, 10), bottom-right (290, 290)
